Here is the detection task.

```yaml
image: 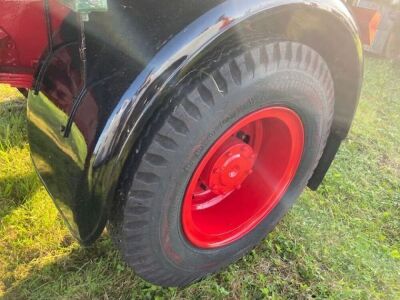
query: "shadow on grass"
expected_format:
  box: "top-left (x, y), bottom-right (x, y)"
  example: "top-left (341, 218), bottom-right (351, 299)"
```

top-left (0, 173), bottom-right (41, 219)
top-left (2, 237), bottom-right (145, 300)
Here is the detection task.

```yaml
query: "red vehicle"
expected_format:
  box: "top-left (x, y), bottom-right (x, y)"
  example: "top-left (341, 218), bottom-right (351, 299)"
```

top-left (0, 0), bottom-right (363, 287)
top-left (349, 0), bottom-right (400, 59)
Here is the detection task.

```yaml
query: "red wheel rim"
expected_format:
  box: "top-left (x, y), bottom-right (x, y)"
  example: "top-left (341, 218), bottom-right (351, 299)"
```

top-left (181, 107), bottom-right (305, 249)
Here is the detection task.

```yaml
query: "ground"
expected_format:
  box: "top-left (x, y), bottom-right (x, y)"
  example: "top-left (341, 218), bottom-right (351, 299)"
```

top-left (0, 57), bottom-right (399, 299)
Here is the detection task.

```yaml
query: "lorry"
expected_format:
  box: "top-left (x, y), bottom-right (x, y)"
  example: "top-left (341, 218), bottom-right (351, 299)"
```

top-left (349, 0), bottom-right (400, 59)
top-left (0, 0), bottom-right (364, 287)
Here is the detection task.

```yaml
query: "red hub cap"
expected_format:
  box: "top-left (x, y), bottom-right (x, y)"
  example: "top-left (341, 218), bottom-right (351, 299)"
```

top-left (207, 140), bottom-right (256, 195)
top-left (182, 107), bottom-right (305, 248)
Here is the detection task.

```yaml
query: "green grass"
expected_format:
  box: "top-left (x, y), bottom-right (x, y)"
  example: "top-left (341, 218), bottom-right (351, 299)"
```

top-left (1, 58), bottom-right (399, 299)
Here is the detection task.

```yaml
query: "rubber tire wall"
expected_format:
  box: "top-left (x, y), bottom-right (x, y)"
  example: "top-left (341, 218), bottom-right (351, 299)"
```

top-left (108, 40), bottom-right (334, 287)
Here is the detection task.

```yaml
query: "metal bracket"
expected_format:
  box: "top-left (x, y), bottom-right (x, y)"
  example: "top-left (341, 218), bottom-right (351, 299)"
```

top-left (58, 0), bottom-right (108, 13)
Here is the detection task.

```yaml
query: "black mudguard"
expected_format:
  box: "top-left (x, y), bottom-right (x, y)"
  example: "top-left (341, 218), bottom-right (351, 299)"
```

top-left (27, 0), bottom-right (363, 244)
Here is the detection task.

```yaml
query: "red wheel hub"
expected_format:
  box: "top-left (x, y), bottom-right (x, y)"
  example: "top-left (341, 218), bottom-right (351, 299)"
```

top-left (182, 107), bottom-right (304, 248)
top-left (206, 138), bottom-right (256, 195)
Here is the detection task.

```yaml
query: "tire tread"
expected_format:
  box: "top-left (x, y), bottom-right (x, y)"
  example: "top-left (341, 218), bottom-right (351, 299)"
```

top-left (109, 40), bottom-right (334, 287)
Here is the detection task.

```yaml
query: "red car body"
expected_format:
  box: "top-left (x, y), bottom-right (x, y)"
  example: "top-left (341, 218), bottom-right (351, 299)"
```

top-left (0, 0), bottom-right (68, 87)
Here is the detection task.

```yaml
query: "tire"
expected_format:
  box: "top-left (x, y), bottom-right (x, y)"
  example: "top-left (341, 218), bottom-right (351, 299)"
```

top-left (109, 40), bottom-right (334, 287)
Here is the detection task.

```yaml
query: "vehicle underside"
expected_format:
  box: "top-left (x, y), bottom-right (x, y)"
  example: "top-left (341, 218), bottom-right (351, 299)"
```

top-left (0, 0), bottom-right (364, 287)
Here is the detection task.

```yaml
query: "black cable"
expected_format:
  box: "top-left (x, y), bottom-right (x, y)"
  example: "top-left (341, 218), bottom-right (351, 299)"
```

top-left (34, 0), bottom-right (54, 94)
top-left (62, 14), bottom-right (124, 138)
top-left (79, 15), bottom-right (88, 90)
top-left (62, 73), bottom-right (121, 138)
top-left (44, 0), bottom-right (54, 53)
top-left (62, 14), bottom-right (88, 138)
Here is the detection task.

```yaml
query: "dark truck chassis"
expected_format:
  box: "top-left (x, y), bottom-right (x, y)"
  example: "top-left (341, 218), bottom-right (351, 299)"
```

top-left (1, 0), bottom-right (363, 286)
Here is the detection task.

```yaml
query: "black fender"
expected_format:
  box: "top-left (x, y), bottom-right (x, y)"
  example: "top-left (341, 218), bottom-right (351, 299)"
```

top-left (27, 0), bottom-right (363, 244)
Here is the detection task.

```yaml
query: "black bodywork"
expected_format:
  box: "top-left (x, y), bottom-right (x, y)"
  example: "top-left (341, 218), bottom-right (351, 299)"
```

top-left (27, 0), bottom-right (363, 244)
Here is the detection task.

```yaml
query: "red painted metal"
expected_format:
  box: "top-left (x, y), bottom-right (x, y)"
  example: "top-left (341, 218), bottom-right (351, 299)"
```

top-left (0, 0), bottom-right (69, 88)
top-left (182, 107), bottom-right (305, 249)
top-left (0, 73), bottom-right (35, 88)
top-left (351, 6), bottom-right (382, 45)
top-left (204, 138), bottom-right (256, 195)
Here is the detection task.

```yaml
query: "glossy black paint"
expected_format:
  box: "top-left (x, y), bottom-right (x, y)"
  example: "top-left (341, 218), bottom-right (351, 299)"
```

top-left (27, 0), bottom-right (363, 244)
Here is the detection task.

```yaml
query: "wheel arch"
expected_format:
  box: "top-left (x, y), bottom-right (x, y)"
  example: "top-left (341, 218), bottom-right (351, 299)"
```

top-left (99, 0), bottom-right (364, 215)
